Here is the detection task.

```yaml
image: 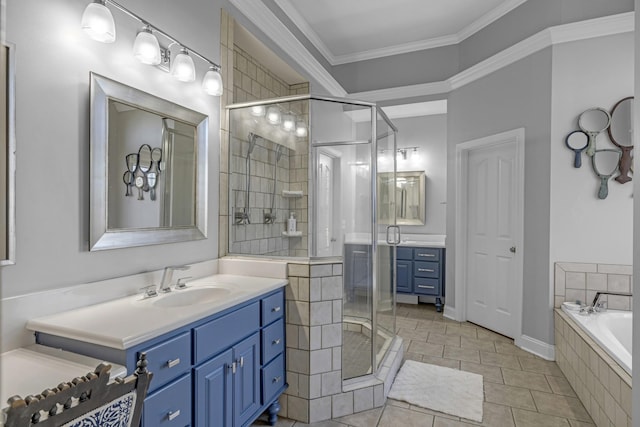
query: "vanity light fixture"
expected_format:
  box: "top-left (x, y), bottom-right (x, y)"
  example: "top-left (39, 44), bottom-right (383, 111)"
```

top-left (282, 114), bottom-right (295, 132)
top-left (250, 105), bottom-right (266, 117)
top-left (411, 147), bottom-right (419, 160)
top-left (80, 0), bottom-right (223, 95)
top-left (171, 48), bottom-right (196, 82)
top-left (133, 26), bottom-right (161, 65)
top-left (266, 107), bottom-right (282, 125)
top-left (81, 0), bottom-right (116, 43)
top-left (295, 121), bottom-right (308, 137)
top-left (202, 66), bottom-right (223, 96)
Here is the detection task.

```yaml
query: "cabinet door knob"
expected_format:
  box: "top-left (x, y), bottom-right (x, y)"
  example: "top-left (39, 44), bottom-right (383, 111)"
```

top-left (166, 358), bottom-right (181, 368)
top-left (510, 246), bottom-right (516, 253)
top-left (230, 362), bottom-right (237, 374)
top-left (239, 356), bottom-right (244, 368)
top-left (273, 376), bottom-right (282, 383)
top-left (272, 306), bottom-right (281, 313)
top-left (167, 410), bottom-right (181, 421)
top-left (272, 338), bottom-right (281, 345)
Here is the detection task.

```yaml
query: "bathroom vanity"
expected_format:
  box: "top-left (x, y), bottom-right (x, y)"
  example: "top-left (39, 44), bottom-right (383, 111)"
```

top-left (396, 246), bottom-right (446, 312)
top-left (26, 275), bottom-right (287, 427)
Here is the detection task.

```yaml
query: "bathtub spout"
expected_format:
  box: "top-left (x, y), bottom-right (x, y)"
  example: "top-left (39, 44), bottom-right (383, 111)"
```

top-left (588, 291), bottom-right (632, 312)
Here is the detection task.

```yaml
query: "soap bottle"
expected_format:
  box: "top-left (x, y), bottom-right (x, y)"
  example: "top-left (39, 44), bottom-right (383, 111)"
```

top-left (287, 212), bottom-right (297, 233)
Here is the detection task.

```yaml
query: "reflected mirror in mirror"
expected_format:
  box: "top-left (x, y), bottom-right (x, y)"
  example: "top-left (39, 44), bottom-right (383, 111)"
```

top-left (378, 171), bottom-right (426, 225)
top-left (91, 73), bottom-right (208, 250)
top-left (608, 97), bottom-right (634, 183)
top-left (1, 42), bottom-right (16, 265)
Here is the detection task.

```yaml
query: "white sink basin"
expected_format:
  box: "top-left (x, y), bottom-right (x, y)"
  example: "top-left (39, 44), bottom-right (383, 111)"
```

top-left (151, 287), bottom-right (233, 308)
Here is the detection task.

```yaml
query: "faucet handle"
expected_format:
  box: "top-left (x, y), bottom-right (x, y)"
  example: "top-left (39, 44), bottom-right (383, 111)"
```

top-left (141, 285), bottom-right (158, 298)
top-left (175, 277), bottom-right (192, 289)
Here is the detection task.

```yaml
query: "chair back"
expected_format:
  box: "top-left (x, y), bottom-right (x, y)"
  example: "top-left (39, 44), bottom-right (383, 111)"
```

top-left (4, 353), bottom-right (151, 427)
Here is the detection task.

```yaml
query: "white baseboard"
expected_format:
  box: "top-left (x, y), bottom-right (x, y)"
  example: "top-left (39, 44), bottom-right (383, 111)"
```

top-left (443, 305), bottom-right (459, 322)
top-left (516, 334), bottom-right (555, 361)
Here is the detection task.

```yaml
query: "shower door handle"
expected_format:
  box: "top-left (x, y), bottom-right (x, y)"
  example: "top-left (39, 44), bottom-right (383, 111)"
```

top-left (386, 225), bottom-right (401, 245)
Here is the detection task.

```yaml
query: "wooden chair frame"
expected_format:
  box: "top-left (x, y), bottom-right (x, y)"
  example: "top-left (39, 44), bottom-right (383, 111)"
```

top-left (4, 353), bottom-right (152, 427)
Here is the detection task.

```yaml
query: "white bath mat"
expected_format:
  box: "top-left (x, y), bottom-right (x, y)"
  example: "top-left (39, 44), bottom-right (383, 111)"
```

top-left (388, 360), bottom-right (484, 422)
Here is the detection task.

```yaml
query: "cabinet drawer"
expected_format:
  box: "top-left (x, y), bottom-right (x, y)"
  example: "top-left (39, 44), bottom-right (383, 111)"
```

top-left (141, 332), bottom-right (191, 391)
top-left (262, 353), bottom-right (285, 405)
top-left (397, 247), bottom-right (413, 260)
top-left (414, 278), bottom-right (440, 296)
top-left (414, 248), bottom-right (440, 261)
top-left (261, 291), bottom-right (284, 326)
top-left (414, 261), bottom-right (439, 278)
top-left (194, 302), bottom-right (260, 364)
top-left (262, 319), bottom-right (285, 364)
top-left (143, 373), bottom-right (191, 427)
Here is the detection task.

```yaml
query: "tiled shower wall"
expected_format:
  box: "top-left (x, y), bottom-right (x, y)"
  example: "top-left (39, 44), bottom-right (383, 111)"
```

top-left (554, 262), bottom-right (632, 310)
top-left (219, 9), bottom-right (309, 257)
top-left (281, 262), bottom-right (401, 423)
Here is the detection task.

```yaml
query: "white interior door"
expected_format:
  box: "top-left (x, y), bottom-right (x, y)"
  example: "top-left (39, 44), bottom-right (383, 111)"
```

top-left (464, 138), bottom-right (521, 338)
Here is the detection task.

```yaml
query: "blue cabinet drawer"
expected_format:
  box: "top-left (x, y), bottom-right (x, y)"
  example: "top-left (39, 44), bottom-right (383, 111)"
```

top-left (143, 373), bottom-right (191, 427)
top-left (262, 319), bottom-right (284, 364)
top-left (141, 332), bottom-right (191, 391)
top-left (414, 278), bottom-right (440, 296)
top-left (414, 261), bottom-right (439, 278)
top-left (194, 302), bottom-right (260, 364)
top-left (397, 247), bottom-right (413, 260)
top-left (261, 353), bottom-right (285, 405)
top-left (414, 248), bottom-right (440, 261)
top-left (261, 291), bottom-right (284, 326)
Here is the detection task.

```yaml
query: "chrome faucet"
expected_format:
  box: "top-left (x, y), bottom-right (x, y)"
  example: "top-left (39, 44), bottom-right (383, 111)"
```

top-left (583, 291), bottom-right (632, 313)
top-left (159, 265), bottom-right (191, 293)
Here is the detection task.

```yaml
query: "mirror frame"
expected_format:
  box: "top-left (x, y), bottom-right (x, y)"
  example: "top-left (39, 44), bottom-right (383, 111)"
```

top-left (1, 41), bottom-right (16, 266)
top-left (378, 170), bottom-right (426, 226)
top-left (89, 73), bottom-right (208, 251)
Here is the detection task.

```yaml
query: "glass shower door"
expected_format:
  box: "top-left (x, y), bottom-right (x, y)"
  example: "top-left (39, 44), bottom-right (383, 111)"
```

top-left (374, 109), bottom-right (397, 371)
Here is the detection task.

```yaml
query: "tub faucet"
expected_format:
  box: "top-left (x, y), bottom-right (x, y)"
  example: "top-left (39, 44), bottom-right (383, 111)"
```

top-left (159, 265), bottom-right (191, 293)
top-left (586, 291), bottom-right (632, 313)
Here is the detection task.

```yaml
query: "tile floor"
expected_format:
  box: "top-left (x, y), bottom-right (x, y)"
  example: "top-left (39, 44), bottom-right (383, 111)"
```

top-left (253, 303), bottom-right (595, 427)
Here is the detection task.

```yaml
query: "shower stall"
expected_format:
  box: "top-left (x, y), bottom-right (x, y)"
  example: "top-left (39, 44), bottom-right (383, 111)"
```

top-left (226, 95), bottom-right (399, 383)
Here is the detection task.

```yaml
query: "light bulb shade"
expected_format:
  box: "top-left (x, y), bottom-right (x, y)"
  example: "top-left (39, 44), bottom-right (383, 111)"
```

top-left (295, 121), bottom-right (308, 137)
top-left (411, 148), bottom-right (419, 160)
top-left (282, 114), bottom-right (295, 132)
top-left (171, 49), bottom-right (196, 82)
top-left (81, 1), bottom-right (116, 43)
top-left (133, 28), bottom-right (161, 65)
top-left (266, 107), bottom-right (281, 125)
top-left (250, 105), bottom-right (265, 117)
top-left (202, 67), bottom-right (223, 96)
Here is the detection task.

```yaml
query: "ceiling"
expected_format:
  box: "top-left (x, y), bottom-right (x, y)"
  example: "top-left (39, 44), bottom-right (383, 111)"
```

top-left (274, 0), bottom-right (528, 65)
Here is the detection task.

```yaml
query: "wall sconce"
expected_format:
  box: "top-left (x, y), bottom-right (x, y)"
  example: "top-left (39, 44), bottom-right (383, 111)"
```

top-left (380, 146), bottom-right (419, 161)
top-left (80, 0), bottom-right (223, 96)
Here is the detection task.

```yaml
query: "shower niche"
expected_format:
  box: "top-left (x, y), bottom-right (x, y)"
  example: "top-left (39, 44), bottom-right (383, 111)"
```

top-left (227, 95), bottom-right (401, 390)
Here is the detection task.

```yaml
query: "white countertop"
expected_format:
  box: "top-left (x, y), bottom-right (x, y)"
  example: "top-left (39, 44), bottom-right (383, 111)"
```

top-left (344, 233), bottom-right (446, 248)
top-left (1, 345), bottom-right (127, 416)
top-left (26, 274), bottom-right (287, 351)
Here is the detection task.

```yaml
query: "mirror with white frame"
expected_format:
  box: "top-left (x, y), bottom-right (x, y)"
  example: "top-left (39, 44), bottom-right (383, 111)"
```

top-left (377, 171), bottom-right (426, 225)
top-left (90, 73), bottom-right (208, 250)
top-left (1, 42), bottom-right (16, 265)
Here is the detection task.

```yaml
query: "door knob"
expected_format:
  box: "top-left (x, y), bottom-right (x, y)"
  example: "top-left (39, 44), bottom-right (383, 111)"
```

top-left (510, 246), bottom-right (516, 253)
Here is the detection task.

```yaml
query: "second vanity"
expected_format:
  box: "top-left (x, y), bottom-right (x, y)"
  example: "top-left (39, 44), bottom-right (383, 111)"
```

top-left (26, 274), bottom-right (287, 427)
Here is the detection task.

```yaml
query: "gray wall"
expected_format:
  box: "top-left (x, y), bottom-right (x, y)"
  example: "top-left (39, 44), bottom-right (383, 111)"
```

top-left (393, 115), bottom-right (447, 236)
top-left (447, 48), bottom-right (553, 344)
top-left (633, 0), bottom-right (640, 419)
top-left (1, 0), bottom-right (224, 298)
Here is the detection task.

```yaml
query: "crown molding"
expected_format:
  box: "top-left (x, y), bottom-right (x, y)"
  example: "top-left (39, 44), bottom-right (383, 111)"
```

top-left (228, 0), bottom-right (346, 97)
top-left (457, 0), bottom-right (529, 42)
top-left (273, 0), bottom-right (337, 64)
top-left (350, 81), bottom-right (452, 102)
top-left (450, 12), bottom-right (634, 91)
top-left (275, 0), bottom-right (530, 65)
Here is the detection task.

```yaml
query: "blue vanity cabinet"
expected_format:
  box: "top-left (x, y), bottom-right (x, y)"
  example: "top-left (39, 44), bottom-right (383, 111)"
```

top-left (395, 247), bottom-right (445, 312)
top-left (34, 287), bottom-right (287, 427)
